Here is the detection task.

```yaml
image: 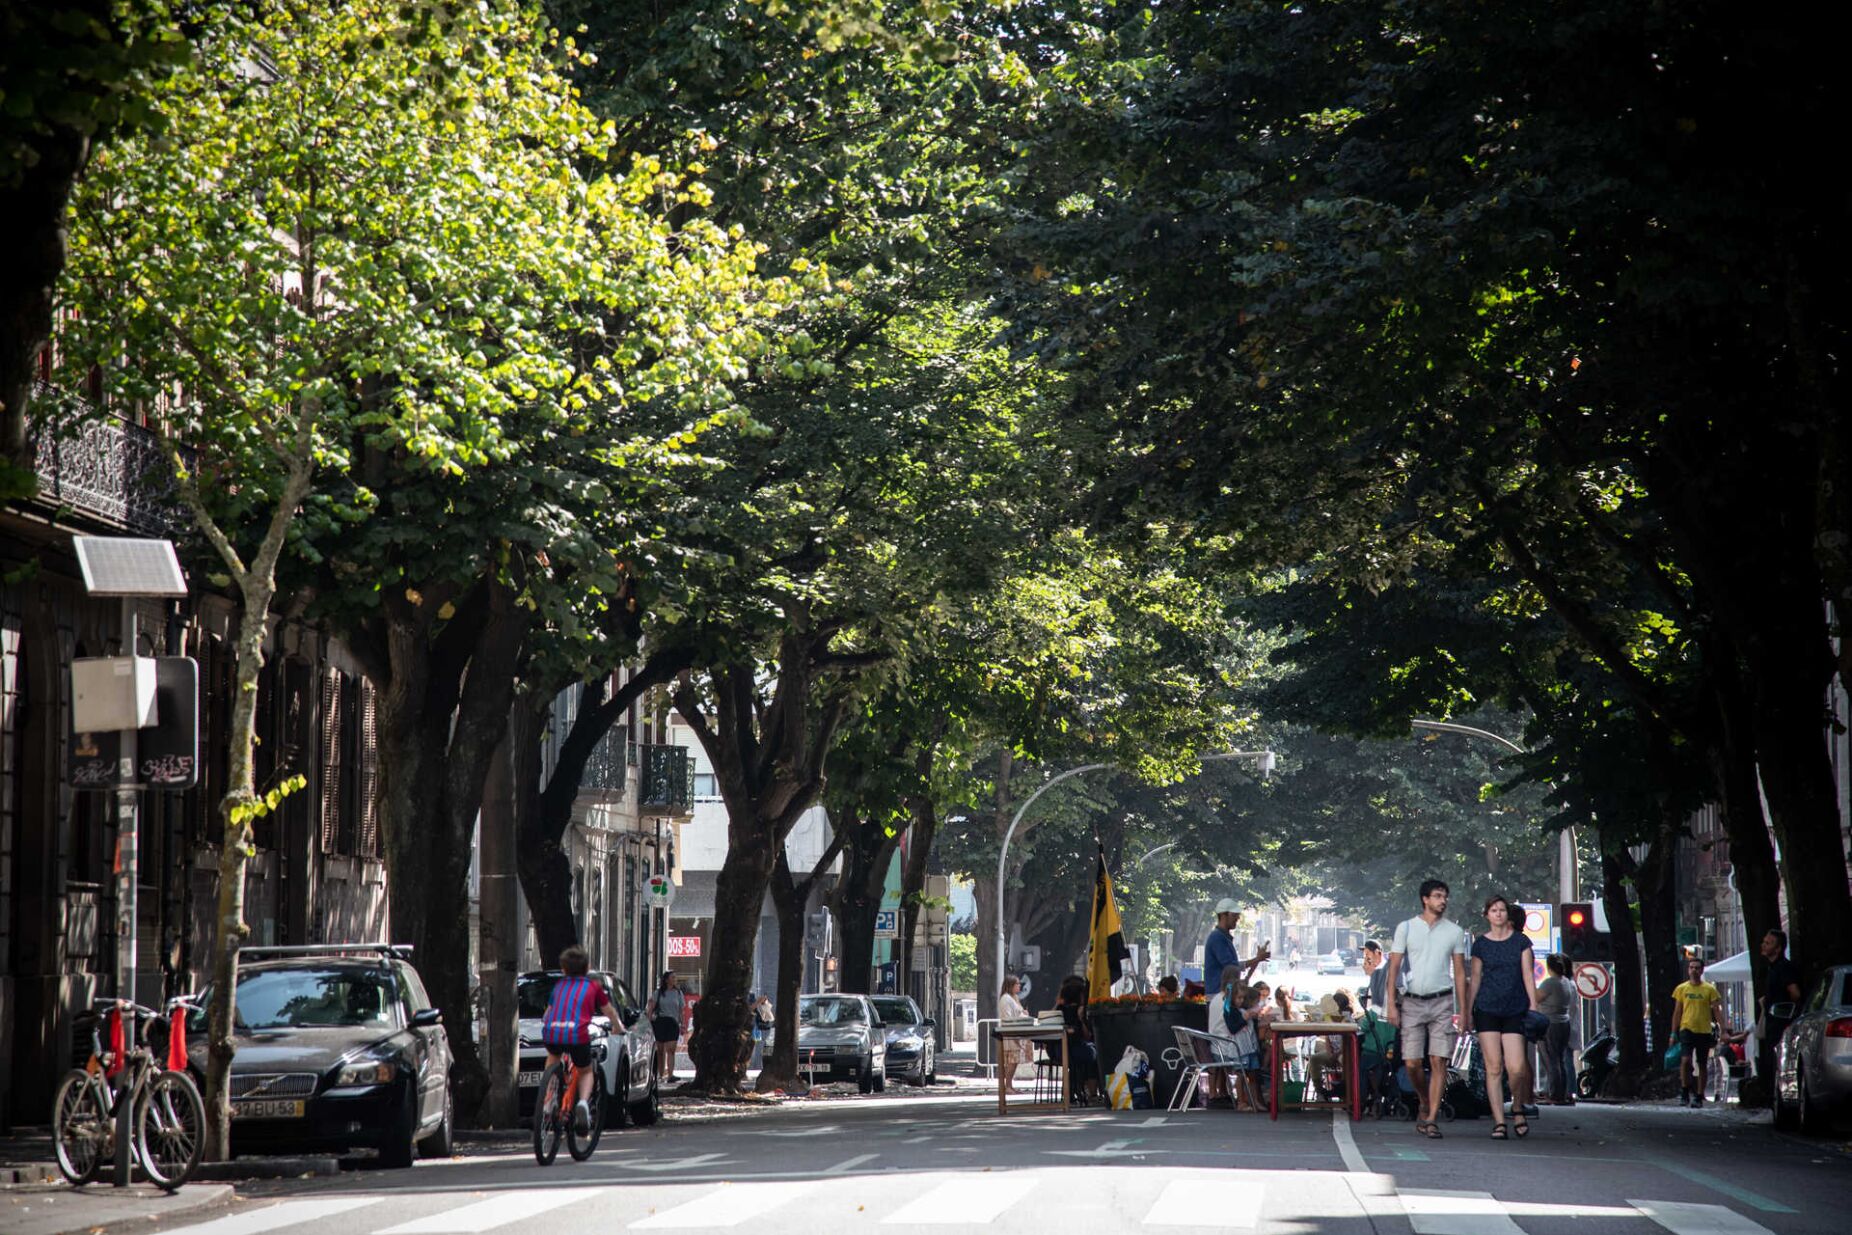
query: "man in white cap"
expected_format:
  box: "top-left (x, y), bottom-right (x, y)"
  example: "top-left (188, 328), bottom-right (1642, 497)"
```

top-left (1201, 899), bottom-right (1271, 1108)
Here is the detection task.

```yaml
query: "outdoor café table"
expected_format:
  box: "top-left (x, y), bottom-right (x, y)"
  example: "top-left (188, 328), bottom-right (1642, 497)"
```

top-left (994, 1025), bottom-right (1069, 1115)
top-left (1266, 1020), bottom-right (1362, 1121)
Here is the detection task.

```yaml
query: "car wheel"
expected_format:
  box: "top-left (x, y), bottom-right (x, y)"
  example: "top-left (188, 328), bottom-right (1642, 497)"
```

top-left (924, 1044), bottom-right (936, 1086)
top-left (628, 1070), bottom-right (661, 1127)
top-left (857, 1064), bottom-right (874, 1094)
top-left (1797, 1063), bottom-right (1831, 1135)
top-left (1773, 1068), bottom-right (1800, 1131)
top-left (873, 1068), bottom-right (887, 1093)
top-left (607, 1055), bottom-right (632, 1129)
top-left (379, 1083), bottom-right (418, 1169)
top-left (417, 1086), bottom-right (453, 1159)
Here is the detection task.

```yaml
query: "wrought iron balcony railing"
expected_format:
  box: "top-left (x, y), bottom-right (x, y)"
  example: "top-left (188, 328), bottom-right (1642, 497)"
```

top-left (637, 743), bottom-right (695, 817)
top-left (31, 412), bottom-right (184, 536)
top-left (580, 725), bottom-right (629, 796)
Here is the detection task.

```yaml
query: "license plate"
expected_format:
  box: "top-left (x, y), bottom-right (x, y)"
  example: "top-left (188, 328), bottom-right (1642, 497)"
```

top-left (517, 1071), bottom-right (543, 1087)
top-left (232, 1099), bottom-right (305, 1120)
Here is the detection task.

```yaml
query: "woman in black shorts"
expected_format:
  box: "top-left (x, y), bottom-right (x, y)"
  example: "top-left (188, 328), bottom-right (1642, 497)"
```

top-left (1467, 896), bottom-right (1540, 1139)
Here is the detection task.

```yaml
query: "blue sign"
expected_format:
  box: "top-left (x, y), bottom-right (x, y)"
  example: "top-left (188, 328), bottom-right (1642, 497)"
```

top-left (874, 909), bottom-right (899, 940)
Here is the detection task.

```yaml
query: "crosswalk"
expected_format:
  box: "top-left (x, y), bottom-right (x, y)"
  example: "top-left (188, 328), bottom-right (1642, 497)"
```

top-left (149, 1173), bottom-right (1781, 1234)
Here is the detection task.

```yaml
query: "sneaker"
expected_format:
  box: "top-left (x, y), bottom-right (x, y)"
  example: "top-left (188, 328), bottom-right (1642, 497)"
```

top-left (572, 1100), bottom-right (592, 1134)
top-left (1677, 1092), bottom-right (1689, 1107)
top-left (1693, 1093), bottom-right (1705, 1107)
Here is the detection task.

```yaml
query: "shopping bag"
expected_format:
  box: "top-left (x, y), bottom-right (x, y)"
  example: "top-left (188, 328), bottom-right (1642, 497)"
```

top-left (1106, 1070), bottom-right (1134, 1110)
top-left (1663, 1039), bottom-right (1683, 1070)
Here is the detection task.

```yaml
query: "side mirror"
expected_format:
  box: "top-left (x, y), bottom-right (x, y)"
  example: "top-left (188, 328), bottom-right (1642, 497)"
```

top-left (1767, 1002), bottom-right (1797, 1021)
top-left (922, 1018), bottom-right (936, 1029)
top-left (411, 1008), bottom-right (443, 1029)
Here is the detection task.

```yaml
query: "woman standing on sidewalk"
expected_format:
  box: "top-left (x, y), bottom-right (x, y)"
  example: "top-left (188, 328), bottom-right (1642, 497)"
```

top-left (1467, 896), bottom-right (1540, 1139)
top-left (646, 971), bottom-right (687, 1083)
top-left (1536, 953), bottom-right (1574, 1104)
top-left (997, 976), bottom-right (1029, 1095)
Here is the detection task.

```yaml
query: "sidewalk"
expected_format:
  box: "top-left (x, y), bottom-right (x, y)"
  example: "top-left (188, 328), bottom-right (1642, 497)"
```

top-left (2, 1178), bottom-right (234, 1235)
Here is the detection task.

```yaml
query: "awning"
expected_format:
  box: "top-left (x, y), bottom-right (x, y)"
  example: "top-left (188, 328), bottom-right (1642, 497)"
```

top-left (1706, 950), bottom-right (1752, 983)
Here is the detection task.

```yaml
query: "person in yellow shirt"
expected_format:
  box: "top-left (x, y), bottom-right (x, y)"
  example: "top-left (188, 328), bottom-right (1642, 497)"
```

top-left (1669, 955), bottom-right (1730, 1107)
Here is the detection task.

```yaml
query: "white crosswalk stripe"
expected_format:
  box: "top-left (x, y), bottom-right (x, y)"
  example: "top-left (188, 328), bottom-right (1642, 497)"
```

top-left (1630, 1200), bottom-right (1780, 1235)
top-left (1142, 1179), bottom-right (1263, 1227)
top-left (155, 1198), bottom-right (383, 1235)
top-left (376, 1187), bottom-right (605, 1233)
top-left (878, 1174), bottom-right (1038, 1225)
top-left (630, 1180), bottom-right (819, 1229)
top-left (1400, 1189), bottom-right (1526, 1235)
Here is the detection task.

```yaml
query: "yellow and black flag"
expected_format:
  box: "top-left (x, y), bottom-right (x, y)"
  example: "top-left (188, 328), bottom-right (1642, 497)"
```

top-left (1088, 845), bottom-right (1131, 1001)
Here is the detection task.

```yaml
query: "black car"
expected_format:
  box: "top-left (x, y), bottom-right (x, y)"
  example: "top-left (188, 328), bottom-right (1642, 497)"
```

top-left (871, 995), bottom-right (936, 1086)
top-left (186, 944), bottom-right (454, 1166)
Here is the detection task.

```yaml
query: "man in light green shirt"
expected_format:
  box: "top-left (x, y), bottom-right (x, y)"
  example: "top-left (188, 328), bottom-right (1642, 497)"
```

top-left (1384, 879), bottom-right (1469, 1139)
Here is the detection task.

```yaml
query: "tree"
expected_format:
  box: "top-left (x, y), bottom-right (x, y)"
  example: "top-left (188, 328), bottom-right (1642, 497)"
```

top-left (990, 0), bottom-right (1850, 976)
top-left (1, 0), bottom-right (204, 499)
top-left (52, 0), bottom-right (766, 1141)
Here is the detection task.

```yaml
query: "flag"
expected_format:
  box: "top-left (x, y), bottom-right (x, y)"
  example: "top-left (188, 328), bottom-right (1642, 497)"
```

top-left (1088, 846), bottom-right (1131, 1001)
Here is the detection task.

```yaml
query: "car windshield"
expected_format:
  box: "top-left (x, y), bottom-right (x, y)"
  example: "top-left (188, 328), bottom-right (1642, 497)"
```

top-left (236, 968), bottom-right (397, 1030)
top-left (517, 976), bottom-right (558, 1019)
top-left (871, 998), bottom-right (918, 1025)
top-left (799, 998), bottom-right (865, 1026)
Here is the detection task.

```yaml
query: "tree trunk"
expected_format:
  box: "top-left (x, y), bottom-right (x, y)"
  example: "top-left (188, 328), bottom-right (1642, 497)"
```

top-left (897, 790), bottom-right (938, 992)
top-left (1634, 827), bottom-right (1681, 1074)
top-left (478, 726), bottom-right (522, 1128)
top-left (368, 577), bottom-right (529, 1123)
top-left (1599, 841), bottom-right (1647, 1093)
top-left (975, 750), bottom-right (1012, 1022)
top-left (200, 587), bottom-right (273, 1160)
top-left (690, 835), bottom-right (773, 1090)
top-left (757, 852), bottom-right (810, 1091)
top-left (831, 811), bottom-right (897, 996)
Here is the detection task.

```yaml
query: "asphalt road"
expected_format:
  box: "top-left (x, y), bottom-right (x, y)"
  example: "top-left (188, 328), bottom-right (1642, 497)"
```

top-left (83, 1089), bottom-right (1852, 1235)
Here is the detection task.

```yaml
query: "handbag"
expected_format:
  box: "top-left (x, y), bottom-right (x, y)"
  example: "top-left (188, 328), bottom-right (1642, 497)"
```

top-left (1521, 1009), bottom-right (1550, 1042)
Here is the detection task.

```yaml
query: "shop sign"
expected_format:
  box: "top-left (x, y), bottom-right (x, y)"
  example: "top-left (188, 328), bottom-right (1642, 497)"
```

top-left (668, 935), bottom-right (701, 958)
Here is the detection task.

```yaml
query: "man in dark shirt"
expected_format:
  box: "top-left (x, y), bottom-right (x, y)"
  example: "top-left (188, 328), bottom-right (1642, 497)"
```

top-left (1758, 928), bottom-right (1803, 1095)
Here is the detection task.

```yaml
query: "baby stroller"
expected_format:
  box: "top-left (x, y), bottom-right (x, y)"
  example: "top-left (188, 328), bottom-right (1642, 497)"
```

top-left (1356, 1012), bottom-right (1401, 1118)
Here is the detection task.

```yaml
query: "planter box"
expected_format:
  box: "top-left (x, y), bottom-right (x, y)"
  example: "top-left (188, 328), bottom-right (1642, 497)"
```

top-left (1089, 999), bottom-right (1208, 1109)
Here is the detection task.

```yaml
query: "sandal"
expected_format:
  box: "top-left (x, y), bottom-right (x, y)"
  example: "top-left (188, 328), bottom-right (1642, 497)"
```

top-left (1490, 1123), bottom-right (1508, 1140)
top-left (1416, 1120), bottom-right (1443, 1138)
top-left (1513, 1117), bottom-right (1530, 1139)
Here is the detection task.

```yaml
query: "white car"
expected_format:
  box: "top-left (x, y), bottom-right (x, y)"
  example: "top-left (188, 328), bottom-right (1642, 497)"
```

top-left (516, 970), bottom-right (660, 1127)
top-left (794, 994), bottom-right (887, 1093)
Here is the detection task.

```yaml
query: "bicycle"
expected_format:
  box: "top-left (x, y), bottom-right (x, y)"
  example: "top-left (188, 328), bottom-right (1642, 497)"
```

top-left (532, 1027), bottom-right (606, 1165)
top-left (52, 997), bottom-right (205, 1190)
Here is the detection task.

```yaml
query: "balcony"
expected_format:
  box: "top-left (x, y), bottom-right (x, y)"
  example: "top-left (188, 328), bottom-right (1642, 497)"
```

top-left (637, 743), bottom-right (695, 817)
top-left (578, 725), bottom-right (629, 800)
top-left (31, 412), bottom-right (185, 536)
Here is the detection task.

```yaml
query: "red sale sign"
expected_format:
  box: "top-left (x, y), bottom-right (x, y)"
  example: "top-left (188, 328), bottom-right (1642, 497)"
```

top-left (667, 935), bottom-right (702, 958)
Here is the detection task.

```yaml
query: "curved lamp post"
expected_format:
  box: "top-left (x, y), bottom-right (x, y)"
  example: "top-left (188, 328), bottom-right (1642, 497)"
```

top-left (1410, 717), bottom-right (1577, 904)
top-left (993, 750), bottom-right (1277, 993)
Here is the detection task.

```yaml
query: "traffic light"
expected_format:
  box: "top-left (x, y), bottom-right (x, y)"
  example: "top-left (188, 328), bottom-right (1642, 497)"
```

top-left (1560, 902), bottom-right (1612, 962)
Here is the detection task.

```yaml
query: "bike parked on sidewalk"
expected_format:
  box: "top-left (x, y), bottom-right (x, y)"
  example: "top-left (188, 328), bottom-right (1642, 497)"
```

top-left (52, 997), bottom-right (205, 1190)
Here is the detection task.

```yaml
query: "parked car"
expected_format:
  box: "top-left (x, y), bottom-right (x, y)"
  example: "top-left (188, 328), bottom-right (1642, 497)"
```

top-left (1773, 963), bottom-right (1852, 1134)
top-left (1317, 952), bottom-right (1347, 975)
top-left (184, 944), bottom-right (453, 1167)
top-left (516, 970), bottom-right (660, 1128)
top-left (871, 995), bottom-right (936, 1086)
top-left (794, 994), bottom-right (887, 1092)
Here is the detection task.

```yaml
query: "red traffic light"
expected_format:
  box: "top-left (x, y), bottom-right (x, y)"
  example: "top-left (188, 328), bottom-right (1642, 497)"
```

top-left (1567, 908), bottom-right (1587, 927)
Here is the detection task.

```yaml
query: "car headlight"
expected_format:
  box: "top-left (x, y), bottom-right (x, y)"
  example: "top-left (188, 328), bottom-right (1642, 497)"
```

top-left (334, 1059), bottom-right (395, 1087)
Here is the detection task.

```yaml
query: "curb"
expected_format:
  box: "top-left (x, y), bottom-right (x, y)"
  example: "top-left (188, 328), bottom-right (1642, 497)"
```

top-left (191, 1157), bottom-right (342, 1181)
top-left (0, 1181), bottom-right (234, 1235)
top-left (1, 1164), bottom-right (56, 1185)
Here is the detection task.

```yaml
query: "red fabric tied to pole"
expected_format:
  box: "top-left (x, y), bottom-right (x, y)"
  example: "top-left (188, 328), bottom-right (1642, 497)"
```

top-left (166, 1006), bottom-right (189, 1072)
top-left (106, 1006), bottom-right (126, 1079)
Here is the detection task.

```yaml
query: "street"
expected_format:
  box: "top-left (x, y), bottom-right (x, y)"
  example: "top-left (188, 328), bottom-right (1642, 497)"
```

top-left (65, 1087), bottom-right (1847, 1235)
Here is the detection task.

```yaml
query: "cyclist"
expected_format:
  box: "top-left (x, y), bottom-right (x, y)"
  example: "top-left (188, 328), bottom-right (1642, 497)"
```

top-left (541, 945), bottom-right (624, 1134)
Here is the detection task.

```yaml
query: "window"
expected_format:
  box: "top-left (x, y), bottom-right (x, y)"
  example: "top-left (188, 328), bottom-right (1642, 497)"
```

top-left (872, 998), bottom-right (919, 1025)
top-left (693, 771), bottom-right (717, 799)
top-left (798, 997), bottom-right (866, 1025)
top-left (234, 967), bottom-right (397, 1029)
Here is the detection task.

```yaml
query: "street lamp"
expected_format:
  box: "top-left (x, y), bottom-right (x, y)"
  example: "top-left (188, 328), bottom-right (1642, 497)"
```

top-left (1410, 717), bottom-right (1577, 904)
top-left (992, 750), bottom-right (1276, 999)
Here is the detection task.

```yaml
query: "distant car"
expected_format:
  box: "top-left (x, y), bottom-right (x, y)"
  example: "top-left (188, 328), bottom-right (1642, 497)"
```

top-left (516, 970), bottom-right (660, 1128)
top-left (1774, 963), bottom-right (1852, 1135)
top-left (871, 995), bottom-right (936, 1086)
top-left (794, 994), bottom-right (887, 1092)
top-left (185, 944), bottom-right (453, 1167)
top-left (1337, 948), bottom-right (1359, 966)
top-left (1317, 952), bottom-right (1346, 975)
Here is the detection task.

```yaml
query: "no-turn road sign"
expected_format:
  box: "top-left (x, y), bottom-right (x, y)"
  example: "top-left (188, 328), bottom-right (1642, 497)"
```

top-left (1574, 962), bottom-right (1611, 1000)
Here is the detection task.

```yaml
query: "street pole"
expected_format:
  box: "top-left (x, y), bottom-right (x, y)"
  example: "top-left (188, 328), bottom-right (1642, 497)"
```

top-left (113, 600), bottom-right (140, 1186)
top-left (1410, 718), bottom-right (1577, 905)
top-left (992, 750), bottom-right (1277, 1000)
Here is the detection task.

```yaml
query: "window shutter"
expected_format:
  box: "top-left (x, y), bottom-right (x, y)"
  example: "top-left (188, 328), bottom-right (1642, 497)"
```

top-left (357, 680), bottom-right (379, 857)
top-left (318, 671), bottom-right (343, 853)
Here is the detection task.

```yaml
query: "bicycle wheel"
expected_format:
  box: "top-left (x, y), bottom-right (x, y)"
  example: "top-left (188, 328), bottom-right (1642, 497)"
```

top-left (532, 1061), bottom-right (566, 1166)
top-left (52, 1070), bottom-right (111, 1186)
top-left (567, 1071), bottom-right (605, 1162)
top-left (136, 1070), bottom-right (205, 1190)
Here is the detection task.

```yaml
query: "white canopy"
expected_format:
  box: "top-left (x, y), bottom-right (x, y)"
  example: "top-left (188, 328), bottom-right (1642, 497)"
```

top-left (1706, 950), bottom-right (1752, 983)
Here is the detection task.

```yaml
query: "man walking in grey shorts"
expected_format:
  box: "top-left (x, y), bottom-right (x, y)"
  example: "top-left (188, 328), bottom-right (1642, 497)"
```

top-left (1384, 879), bottom-right (1469, 1138)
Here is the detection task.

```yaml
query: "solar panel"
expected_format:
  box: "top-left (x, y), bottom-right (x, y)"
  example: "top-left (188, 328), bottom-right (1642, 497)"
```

top-left (72, 537), bottom-right (188, 597)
